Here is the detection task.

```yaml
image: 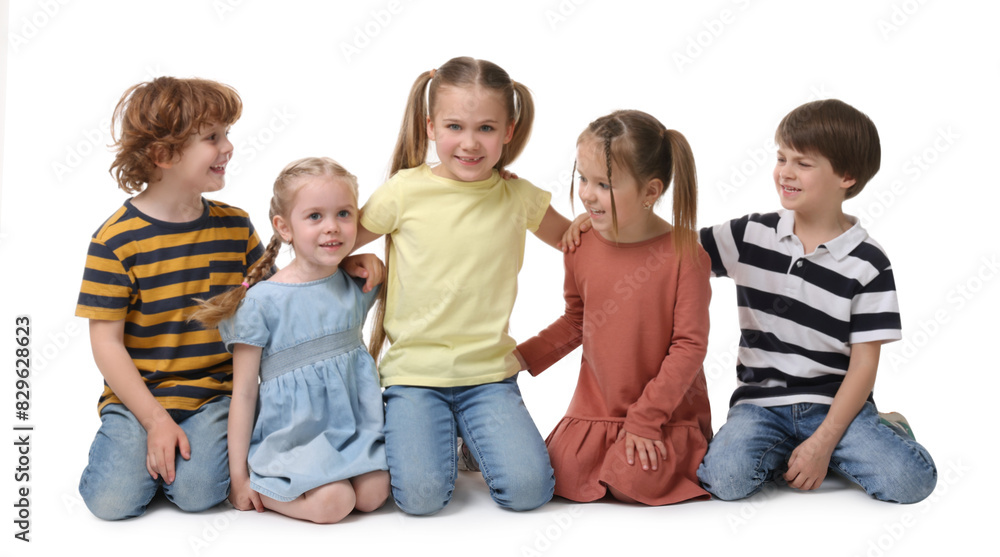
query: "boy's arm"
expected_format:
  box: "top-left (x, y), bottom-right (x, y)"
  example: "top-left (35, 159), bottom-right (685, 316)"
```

top-left (532, 206), bottom-right (572, 249)
top-left (88, 319), bottom-right (190, 485)
top-left (783, 341), bottom-right (881, 490)
top-left (228, 343), bottom-right (265, 512)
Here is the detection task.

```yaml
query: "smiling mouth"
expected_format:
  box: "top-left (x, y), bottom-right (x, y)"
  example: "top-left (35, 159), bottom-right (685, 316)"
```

top-left (781, 185), bottom-right (801, 193)
top-left (210, 164), bottom-right (227, 173)
top-left (456, 156), bottom-right (484, 164)
top-left (321, 241), bottom-right (342, 248)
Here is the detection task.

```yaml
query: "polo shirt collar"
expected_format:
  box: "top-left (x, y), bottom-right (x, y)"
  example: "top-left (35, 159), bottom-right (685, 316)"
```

top-left (777, 210), bottom-right (868, 261)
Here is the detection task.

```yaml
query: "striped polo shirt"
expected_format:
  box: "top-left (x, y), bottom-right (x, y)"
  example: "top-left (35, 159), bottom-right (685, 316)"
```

top-left (76, 198), bottom-right (264, 413)
top-left (700, 210), bottom-right (901, 407)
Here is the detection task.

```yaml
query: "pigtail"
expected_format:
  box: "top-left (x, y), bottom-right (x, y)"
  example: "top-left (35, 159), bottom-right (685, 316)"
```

top-left (665, 129), bottom-right (698, 259)
top-left (368, 272), bottom-right (388, 363)
top-left (190, 235), bottom-right (282, 329)
top-left (603, 133), bottom-right (620, 240)
top-left (389, 71), bottom-right (434, 177)
top-left (497, 82), bottom-right (535, 171)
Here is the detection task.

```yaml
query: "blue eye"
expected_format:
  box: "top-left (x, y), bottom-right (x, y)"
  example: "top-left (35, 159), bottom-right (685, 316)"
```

top-left (479, 125), bottom-right (494, 132)
top-left (447, 124), bottom-right (461, 131)
top-left (308, 213), bottom-right (322, 221)
top-left (599, 182), bottom-right (611, 190)
top-left (338, 209), bottom-right (352, 218)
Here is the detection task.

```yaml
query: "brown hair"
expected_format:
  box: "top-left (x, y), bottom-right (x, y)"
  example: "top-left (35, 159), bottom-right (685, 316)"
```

top-left (572, 110), bottom-right (699, 257)
top-left (775, 99), bottom-right (881, 199)
top-left (370, 57), bottom-right (533, 362)
top-left (191, 157), bottom-right (360, 330)
top-left (110, 77), bottom-right (242, 194)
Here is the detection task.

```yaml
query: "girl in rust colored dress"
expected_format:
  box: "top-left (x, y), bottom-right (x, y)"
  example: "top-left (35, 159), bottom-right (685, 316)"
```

top-left (516, 110), bottom-right (712, 505)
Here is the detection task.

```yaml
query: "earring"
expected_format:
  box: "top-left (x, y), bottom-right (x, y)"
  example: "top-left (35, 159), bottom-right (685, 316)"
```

top-left (642, 200), bottom-right (653, 210)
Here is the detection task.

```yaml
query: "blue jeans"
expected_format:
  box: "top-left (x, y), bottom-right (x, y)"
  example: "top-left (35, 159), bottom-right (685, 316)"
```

top-left (79, 398), bottom-right (231, 520)
top-left (383, 376), bottom-right (554, 515)
top-left (697, 402), bottom-right (937, 503)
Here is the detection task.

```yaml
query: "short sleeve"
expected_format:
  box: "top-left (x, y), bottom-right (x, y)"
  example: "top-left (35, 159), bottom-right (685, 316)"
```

top-left (849, 266), bottom-right (902, 345)
top-left (699, 215), bottom-right (749, 279)
top-left (218, 296), bottom-right (271, 352)
top-left (76, 237), bottom-right (134, 320)
top-left (512, 179), bottom-right (551, 232)
top-left (361, 178), bottom-right (402, 235)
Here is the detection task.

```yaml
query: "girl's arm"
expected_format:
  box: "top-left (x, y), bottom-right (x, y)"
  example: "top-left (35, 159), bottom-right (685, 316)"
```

top-left (228, 343), bottom-right (265, 512)
top-left (516, 251), bottom-right (582, 375)
top-left (89, 319), bottom-right (189, 485)
top-left (622, 250), bottom-right (712, 447)
top-left (783, 342), bottom-right (880, 490)
top-left (341, 222), bottom-right (386, 292)
top-left (560, 213), bottom-right (592, 253)
top-left (532, 206), bottom-right (572, 249)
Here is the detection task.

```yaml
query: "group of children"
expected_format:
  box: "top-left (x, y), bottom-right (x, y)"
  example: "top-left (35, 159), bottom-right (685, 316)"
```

top-left (74, 56), bottom-right (938, 523)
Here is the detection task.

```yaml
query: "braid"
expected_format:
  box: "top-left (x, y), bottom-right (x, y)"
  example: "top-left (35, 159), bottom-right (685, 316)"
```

top-left (604, 132), bottom-right (619, 240)
top-left (189, 234), bottom-right (281, 329)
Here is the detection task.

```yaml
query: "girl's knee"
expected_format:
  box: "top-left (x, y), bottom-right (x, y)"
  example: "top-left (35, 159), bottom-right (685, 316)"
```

top-left (353, 471), bottom-right (390, 513)
top-left (304, 482), bottom-right (356, 524)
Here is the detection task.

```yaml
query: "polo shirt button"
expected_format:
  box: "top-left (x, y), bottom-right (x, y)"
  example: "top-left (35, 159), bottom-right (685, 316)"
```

top-left (796, 260), bottom-right (803, 267)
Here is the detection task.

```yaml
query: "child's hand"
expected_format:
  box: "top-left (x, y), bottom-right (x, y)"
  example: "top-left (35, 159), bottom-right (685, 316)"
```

top-left (499, 169), bottom-right (519, 181)
top-left (618, 429), bottom-right (667, 471)
top-left (145, 417), bottom-right (190, 485)
top-left (229, 476), bottom-right (264, 512)
top-left (557, 213), bottom-right (592, 253)
top-left (783, 435), bottom-right (834, 490)
top-left (513, 349), bottom-right (528, 372)
top-left (342, 253), bottom-right (386, 293)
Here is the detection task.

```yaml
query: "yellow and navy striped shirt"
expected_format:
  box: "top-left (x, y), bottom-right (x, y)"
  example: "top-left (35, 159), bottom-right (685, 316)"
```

top-left (76, 198), bottom-right (264, 413)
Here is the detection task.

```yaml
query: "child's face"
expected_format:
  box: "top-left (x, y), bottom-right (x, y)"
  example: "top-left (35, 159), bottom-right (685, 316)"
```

top-left (426, 85), bottom-right (514, 182)
top-left (773, 143), bottom-right (855, 217)
top-left (160, 122), bottom-right (233, 193)
top-left (576, 140), bottom-right (656, 243)
top-left (274, 176), bottom-right (358, 280)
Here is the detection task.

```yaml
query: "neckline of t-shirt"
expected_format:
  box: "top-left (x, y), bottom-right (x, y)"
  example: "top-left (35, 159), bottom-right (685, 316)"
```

top-left (421, 163), bottom-right (501, 189)
top-left (588, 227), bottom-right (674, 248)
top-left (124, 197), bottom-right (210, 230)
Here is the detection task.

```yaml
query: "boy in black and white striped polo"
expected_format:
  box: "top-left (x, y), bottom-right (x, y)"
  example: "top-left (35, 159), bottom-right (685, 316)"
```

top-left (696, 99), bottom-right (937, 503)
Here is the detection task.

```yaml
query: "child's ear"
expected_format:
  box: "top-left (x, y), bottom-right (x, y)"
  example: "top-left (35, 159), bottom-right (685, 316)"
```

top-left (272, 215), bottom-right (292, 244)
top-left (426, 116), bottom-right (436, 142)
top-left (839, 173), bottom-right (857, 191)
top-left (503, 119), bottom-right (515, 144)
top-left (644, 177), bottom-right (665, 203)
top-left (150, 144), bottom-right (175, 169)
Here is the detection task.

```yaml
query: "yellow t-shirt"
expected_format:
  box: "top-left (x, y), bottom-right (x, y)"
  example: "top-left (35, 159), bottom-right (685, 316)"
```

top-left (361, 164), bottom-right (551, 387)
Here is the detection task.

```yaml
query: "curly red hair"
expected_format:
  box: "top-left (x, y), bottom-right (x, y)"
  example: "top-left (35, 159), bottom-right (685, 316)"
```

top-left (109, 77), bottom-right (242, 193)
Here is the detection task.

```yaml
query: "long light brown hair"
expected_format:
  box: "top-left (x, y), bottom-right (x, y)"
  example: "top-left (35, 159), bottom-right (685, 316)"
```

top-left (572, 110), bottom-right (699, 257)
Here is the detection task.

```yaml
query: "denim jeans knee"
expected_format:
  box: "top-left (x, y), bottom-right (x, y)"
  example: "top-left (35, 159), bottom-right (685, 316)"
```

top-left (79, 398), bottom-right (231, 519)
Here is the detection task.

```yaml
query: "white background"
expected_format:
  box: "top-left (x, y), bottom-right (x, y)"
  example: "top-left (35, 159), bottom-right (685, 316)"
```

top-left (1, 1), bottom-right (996, 555)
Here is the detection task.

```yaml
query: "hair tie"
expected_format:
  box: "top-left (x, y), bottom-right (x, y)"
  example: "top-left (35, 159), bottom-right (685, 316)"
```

top-left (241, 281), bottom-right (250, 288)
top-left (511, 81), bottom-right (521, 122)
top-left (429, 68), bottom-right (437, 78)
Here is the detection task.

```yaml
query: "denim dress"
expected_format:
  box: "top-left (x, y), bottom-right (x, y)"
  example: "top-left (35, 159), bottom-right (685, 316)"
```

top-left (219, 271), bottom-right (386, 502)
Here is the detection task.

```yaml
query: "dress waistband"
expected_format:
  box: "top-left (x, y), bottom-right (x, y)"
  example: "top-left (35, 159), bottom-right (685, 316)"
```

top-left (260, 328), bottom-right (364, 382)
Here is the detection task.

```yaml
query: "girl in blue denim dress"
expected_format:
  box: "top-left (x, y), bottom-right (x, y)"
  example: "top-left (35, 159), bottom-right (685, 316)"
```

top-left (193, 157), bottom-right (388, 523)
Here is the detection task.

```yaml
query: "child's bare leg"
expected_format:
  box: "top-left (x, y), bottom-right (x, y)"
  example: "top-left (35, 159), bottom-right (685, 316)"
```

top-left (351, 470), bottom-right (390, 512)
top-left (261, 480), bottom-right (356, 524)
top-left (607, 485), bottom-right (638, 504)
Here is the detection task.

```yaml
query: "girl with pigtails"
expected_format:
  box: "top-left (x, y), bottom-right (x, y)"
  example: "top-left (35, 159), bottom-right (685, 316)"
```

top-left (353, 56), bottom-right (571, 515)
top-left (192, 157), bottom-right (389, 523)
top-left (515, 110), bottom-right (714, 505)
